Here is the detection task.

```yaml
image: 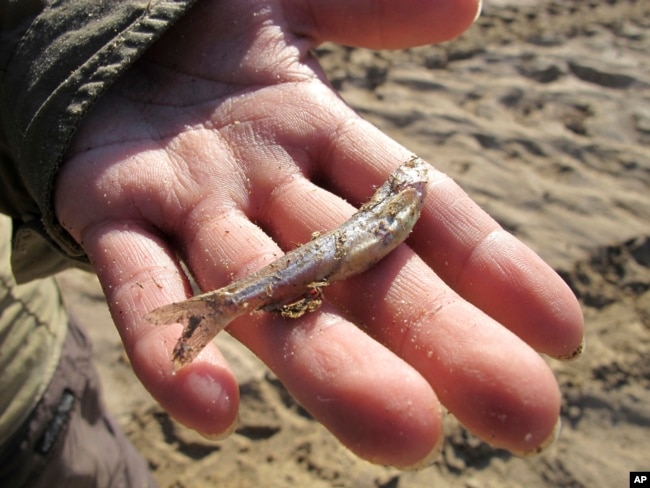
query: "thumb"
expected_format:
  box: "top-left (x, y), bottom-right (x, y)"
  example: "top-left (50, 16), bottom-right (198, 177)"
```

top-left (290, 0), bottom-right (482, 49)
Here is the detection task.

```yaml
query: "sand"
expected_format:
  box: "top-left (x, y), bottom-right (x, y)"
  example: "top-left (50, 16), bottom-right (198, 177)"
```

top-left (56, 1), bottom-right (650, 486)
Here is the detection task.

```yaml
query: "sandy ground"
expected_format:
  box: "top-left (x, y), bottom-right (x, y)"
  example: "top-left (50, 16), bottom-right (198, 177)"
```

top-left (57, 1), bottom-right (650, 486)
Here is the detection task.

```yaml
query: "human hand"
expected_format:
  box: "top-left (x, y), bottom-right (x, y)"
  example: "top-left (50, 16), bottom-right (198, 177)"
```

top-left (55, 0), bottom-right (583, 468)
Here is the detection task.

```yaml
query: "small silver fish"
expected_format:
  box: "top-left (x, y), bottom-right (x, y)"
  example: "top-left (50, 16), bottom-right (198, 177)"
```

top-left (145, 156), bottom-right (429, 368)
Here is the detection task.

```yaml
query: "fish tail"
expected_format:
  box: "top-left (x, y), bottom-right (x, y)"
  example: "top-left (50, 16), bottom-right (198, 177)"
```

top-left (144, 298), bottom-right (229, 368)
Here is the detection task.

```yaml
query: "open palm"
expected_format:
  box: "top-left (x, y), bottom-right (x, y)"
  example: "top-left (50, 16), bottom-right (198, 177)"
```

top-left (55, 0), bottom-right (583, 468)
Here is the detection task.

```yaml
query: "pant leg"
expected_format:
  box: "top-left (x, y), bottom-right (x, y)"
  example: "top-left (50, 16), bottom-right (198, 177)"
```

top-left (0, 319), bottom-right (157, 488)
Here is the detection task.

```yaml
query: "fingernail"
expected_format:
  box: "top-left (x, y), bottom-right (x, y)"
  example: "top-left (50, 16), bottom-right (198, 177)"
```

top-left (397, 427), bottom-right (445, 471)
top-left (473, 0), bottom-right (483, 22)
top-left (512, 418), bottom-right (561, 458)
top-left (554, 338), bottom-right (586, 362)
top-left (197, 416), bottom-right (239, 441)
top-left (184, 370), bottom-right (239, 439)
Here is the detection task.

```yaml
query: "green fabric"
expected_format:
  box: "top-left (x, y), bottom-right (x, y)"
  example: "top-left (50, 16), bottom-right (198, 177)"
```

top-left (0, 0), bottom-right (197, 283)
top-left (0, 215), bottom-right (68, 446)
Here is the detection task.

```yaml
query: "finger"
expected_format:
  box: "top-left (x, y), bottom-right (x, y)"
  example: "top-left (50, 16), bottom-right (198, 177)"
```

top-left (178, 195), bottom-right (444, 468)
top-left (318, 118), bottom-right (585, 359)
top-left (287, 0), bottom-right (482, 48)
top-left (415, 168), bottom-right (585, 359)
top-left (257, 169), bottom-right (562, 455)
top-left (234, 306), bottom-right (444, 468)
top-left (333, 249), bottom-right (562, 456)
top-left (81, 221), bottom-right (240, 438)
